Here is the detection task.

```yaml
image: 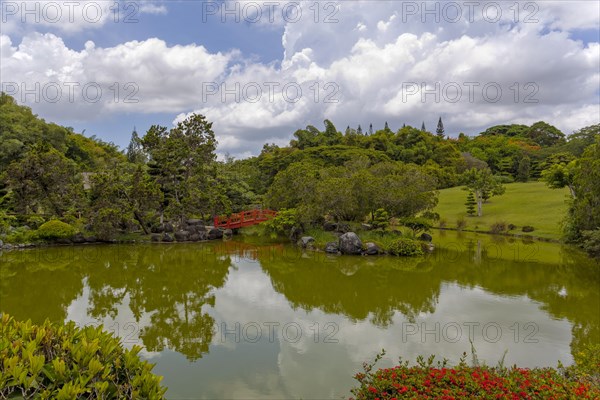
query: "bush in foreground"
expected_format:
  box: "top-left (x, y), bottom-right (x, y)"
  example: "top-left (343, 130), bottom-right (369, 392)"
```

top-left (0, 314), bottom-right (166, 399)
top-left (350, 350), bottom-right (600, 400)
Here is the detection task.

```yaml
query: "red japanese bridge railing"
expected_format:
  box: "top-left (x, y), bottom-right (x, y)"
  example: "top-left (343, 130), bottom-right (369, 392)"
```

top-left (213, 209), bottom-right (277, 229)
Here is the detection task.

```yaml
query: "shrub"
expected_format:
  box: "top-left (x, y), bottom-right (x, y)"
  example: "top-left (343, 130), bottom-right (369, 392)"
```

top-left (581, 230), bottom-right (600, 258)
top-left (5, 227), bottom-right (37, 244)
top-left (0, 210), bottom-right (16, 234)
top-left (420, 211), bottom-right (440, 222)
top-left (0, 314), bottom-right (167, 399)
top-left (35, 220), bottom-right (76, 241)
top-left (388, 237), bottom-right (424, 256)
top-left (399, 217), bottom-right (431, 237)
top-left (495, 174), bottom-right (515, 184)
top-left (490, 221), bottom-right (507, 234)
top-left (261, 208), bottom-right (299, 238)
top-left (372, 208), bottom-right (390, 230)
top-left (26, 215), bottom-right (46, 229)
top-left (522, 225), bottom-right (535, 233)
top-left (507, 223), bottom-right (517, 231)
top-left (456, 218), bottom-right (467, 231)
top-left (350, 351), bottom-right (600, 400)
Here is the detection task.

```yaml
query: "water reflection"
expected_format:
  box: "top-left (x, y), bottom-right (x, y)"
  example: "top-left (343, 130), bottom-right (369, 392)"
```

top-left (0, 233), bottom-right (598, 398)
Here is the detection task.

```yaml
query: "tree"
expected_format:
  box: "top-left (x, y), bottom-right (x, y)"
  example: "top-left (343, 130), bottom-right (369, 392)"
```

top-left (465, 191), bottom-right (476, 216)
top-left (372, 208), bottom-right (389, 230)
top-left (421, 122), bottom-right (426, 132)
top-left (126, 128), bottom-right (146, 164)
top-left (541, 162), bottom-right (577, 198)
top-left (4, 144), bottom-right (83, 217)
top-left (517, 156), bottom-right (531, 182)
top-left (527, 121), bottom-right (565, 147)
top-left (357, 125), bottom-right (363, 135)
top-left (369, 123), bottom-right (373, 135)
top-left (141, 114), bottom-right (217, 223)
top-left (563, 138), bottom-right (600, 245)
top-left (462, 168), bottom-right (505, 216)
top-left (436, 117), bottom-right (445, 138)
top-left (384, 121), bottom-right (390, 132)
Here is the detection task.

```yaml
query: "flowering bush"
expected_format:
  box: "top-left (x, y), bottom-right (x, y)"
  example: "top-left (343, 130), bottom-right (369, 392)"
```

top-left (350, 351), bottom-right (600, 400)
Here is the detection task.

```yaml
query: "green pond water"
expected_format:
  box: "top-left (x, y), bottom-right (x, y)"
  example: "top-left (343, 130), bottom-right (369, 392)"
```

top-left (1, 231), bottom-right (598, 399)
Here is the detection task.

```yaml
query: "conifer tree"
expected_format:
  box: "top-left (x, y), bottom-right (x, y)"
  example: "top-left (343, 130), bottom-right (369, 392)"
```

top-left (465, 191), bottom-right (476, 216)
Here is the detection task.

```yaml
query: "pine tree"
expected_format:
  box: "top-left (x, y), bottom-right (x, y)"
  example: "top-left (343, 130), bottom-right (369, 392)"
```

top-left (421, 121), bottom-right (426, 132)
top-left (436, 117), bottom-right (445, 137)
top-left (126, 128), bottom-right (146, 164)
top-left (357, 125), bottom-right (363, 134)
top-left (402, 123), bottom-right (406, 128)
top-left (465, 191), bottom-right (476, 216)
top-left (369, 123), bottom-right (373, 135)
top-left (384, 121), bottom-right (389, 131)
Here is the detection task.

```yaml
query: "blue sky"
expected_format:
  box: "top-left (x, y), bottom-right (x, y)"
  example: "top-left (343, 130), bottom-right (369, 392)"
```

top-left (2, 1), bottom-right (599, 157)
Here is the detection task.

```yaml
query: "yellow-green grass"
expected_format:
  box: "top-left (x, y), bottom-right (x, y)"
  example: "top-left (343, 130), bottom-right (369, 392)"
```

top-left (434, 182), bottom-right (570, 240)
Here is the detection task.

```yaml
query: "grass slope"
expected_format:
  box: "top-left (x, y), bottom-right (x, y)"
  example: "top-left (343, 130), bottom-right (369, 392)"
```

top-left (434, 182), bottom-right (569, 240)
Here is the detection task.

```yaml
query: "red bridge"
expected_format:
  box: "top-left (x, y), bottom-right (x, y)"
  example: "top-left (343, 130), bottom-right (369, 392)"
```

top-left (213, 209), bottom-right (277, 229)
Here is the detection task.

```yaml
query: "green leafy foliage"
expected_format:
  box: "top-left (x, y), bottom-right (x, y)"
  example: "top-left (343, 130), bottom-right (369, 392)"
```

top-left (35, 220), bottom-right (76, 241)
top-left (465, 191), bottom-right (476, 216)
top-left (388, 238), bottom-right (424, 256)
top-left (261, 208), bottom-right (300, 238)
top-left (0, 314), bottom-right (167, 399)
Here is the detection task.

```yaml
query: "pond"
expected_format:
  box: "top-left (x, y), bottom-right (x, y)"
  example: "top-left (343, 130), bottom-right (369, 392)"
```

top-left (1, 231), bottom-right (598, 399)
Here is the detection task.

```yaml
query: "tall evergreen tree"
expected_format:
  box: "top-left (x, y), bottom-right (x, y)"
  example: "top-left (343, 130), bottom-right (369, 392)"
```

top-left (384, 121), bottom-right (390, 131)
top-left (357, 125), bottom-right (363, 134)
top-left (369, 123), bottom-right (373, 135)
top-left (465, 191), bottom-right (476, 216)
top-left (126, 128), bottom-right (146, 164)
top-left (421, 122), bottom-right (426, 132)
top-left (436, 117), bottom-right (445, 137)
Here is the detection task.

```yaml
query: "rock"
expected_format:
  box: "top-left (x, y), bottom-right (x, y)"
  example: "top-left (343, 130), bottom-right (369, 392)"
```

top-left (72, 233), bottom-right (86, 244)
top-left (0, 240), bottom-right (3, 247)
top-left (187, 224), bottom-right (206, 234)
top-left (162, 233), bottom-right (174, 242)
top-left (208, 228), bottom-right (223, 240)
top-left (323, 222), bottom-right (337, 232)
top-left (364, 242), bottom-right (380, 255)
top-left (289, 226), bottom-right (303, 242)
top-left (151, 234), bottom-right (162, 242)
top-left (3, 243), bottom-right (13, 250)
top-left (298, 236), bottom-right (315, 249)
top-left (164, 223), bottom-right (174, 233)
top-left (339, 232), bottom-right (363, 255)
top-left (174, 231), bottom-right (190, 242)
top-left (223, 229), bottom-right (233, 238)
top-left (361, 223), bottom-right (373, 231)
top-left (336, 223), bottom-right (351, 233)
top-left (324, 241), bottom-right (340, 254)
top-left (186, 219), bottom-right (204, 226)
top-left (423, 242), bottom-right (435, 252)
top-left (189, 233), bottom-right (200, 242)
top-left (85, 236), bottom-right (97, 243)
top-left (419, 233), bottom-right (433, 242)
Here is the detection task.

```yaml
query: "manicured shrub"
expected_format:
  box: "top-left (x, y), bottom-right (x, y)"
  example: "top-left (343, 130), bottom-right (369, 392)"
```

top-left (372, 208), bottom-right (390, 230)
top-left (35, 220), bottom-right (76, 241)
top-left (490, 221), bottom-right (507, 234)
top-left (0, 314), bottom-right (167, 399)
top-left (522, 225), bottom-right (535, 233)
top-left (388, 237), bottom-right (424, 256)
top-left (350, 352), bottom-right (600, 400)
top-left (507, 224), bottom-right (517, 231)
top-left (261, 208), bottom-right (299, 238)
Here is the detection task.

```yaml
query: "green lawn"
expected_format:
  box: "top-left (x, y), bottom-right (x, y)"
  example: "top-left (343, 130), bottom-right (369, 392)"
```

top-left (434, 182), bottom-right (570, 240)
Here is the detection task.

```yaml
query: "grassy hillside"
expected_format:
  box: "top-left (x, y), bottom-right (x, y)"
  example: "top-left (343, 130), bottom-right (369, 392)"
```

top-left (434, 182), bottom-right (569, 240)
